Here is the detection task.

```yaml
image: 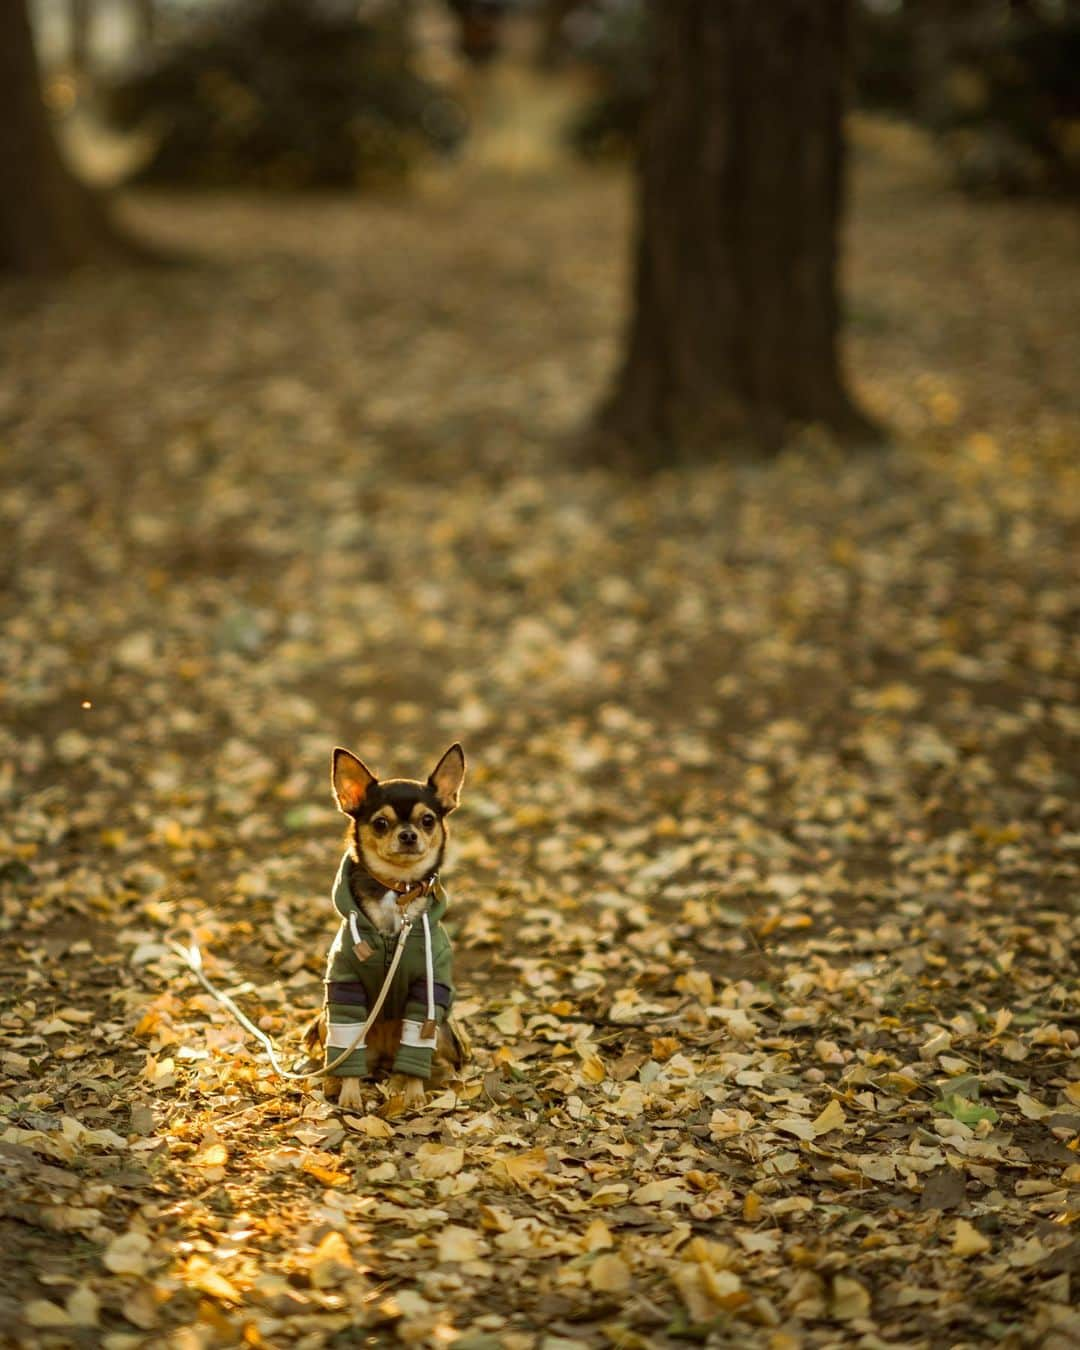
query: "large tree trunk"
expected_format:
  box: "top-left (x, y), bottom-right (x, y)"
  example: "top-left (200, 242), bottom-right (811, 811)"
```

top-left (0, 0), bottom-right (124, 274)
top-left (597, 0), bottom-right (877, 459)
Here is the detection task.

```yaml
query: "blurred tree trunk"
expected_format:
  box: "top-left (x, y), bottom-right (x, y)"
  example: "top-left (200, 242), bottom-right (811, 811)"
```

top-left (597, 0), bottom-right (877, 459)
top-left (0, 0), bottom-right (126, 273)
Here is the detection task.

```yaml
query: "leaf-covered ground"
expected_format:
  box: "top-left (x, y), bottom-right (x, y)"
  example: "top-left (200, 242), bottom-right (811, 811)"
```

top-left (2, 122), bottom-right (1079, 1349)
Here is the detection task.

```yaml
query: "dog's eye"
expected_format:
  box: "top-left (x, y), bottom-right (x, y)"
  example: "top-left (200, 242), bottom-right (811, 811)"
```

top-left (372, 818), bottom-right (390, 835)
top-left (421, 813), bottom-right (436, 831)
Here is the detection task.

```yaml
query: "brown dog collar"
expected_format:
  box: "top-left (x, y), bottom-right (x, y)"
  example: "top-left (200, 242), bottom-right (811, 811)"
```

top-left (370, 870), bottom-right (439, 910)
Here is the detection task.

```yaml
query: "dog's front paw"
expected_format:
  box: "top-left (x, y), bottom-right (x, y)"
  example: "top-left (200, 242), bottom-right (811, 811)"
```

top-left (387, 1073), bottom-right (426, 1109)
top-left (337, 1077), bottom-right (365, 1111)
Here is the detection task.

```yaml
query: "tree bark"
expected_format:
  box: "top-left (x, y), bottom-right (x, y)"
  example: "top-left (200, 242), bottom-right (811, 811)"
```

top-left (0, 0), bottom-right (125, 274)
top-left (596, 0), bottom-right (877, 460)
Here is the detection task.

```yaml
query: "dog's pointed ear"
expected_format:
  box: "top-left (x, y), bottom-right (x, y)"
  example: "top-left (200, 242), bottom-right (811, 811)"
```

top-left (332, 747), bottom-right (377, 815)
top-left (428, 743), bottom-right (466, 812)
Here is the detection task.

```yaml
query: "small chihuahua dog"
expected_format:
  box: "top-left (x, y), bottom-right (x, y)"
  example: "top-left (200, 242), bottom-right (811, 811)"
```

top-left (306, 743), bottom-right (469, 1110)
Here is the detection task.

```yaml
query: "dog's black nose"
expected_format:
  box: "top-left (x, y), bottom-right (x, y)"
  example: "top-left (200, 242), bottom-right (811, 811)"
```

top-left (398, 828), bottom-right (418, 846)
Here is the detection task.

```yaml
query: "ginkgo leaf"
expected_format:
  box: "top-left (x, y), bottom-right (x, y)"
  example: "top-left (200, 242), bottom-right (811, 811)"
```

top-left (493, 1007), bottom-right (524, 1035)
top-left (103, 1232), bottom-right (152, 1277)
top-left (415, 1144), bottom-right (465, 1178)
top-left (831, 1276), bottom-right (871, 1320)
top-left (308, 1231), bottom-right (353, 1288)
top-left (346, 1114), bottom-right (394, 1139)
top-left (193, 1141), bottom-right (228, 1167)
top-left (436, 1225), bottom-right (484, 1263)
top-left (934, 1094), bottom-right (999, 1126)
top-left (582, 1219), bottom-right (613, 1252)
top-left (24, 1301), bottom-right (74, 1328)
top-left (953, 1221), bottom-right (991, 1257)
top-left (810, 1099), bottom-right (846, 1135)
top-left (66, 1285), bottom-right (100, 1328)
top-left (1015, 1092), bottom-right (1053, 1120)
top-left (588, 1253), bottom-right (630, 1293)
top-left (183, 1257), bottom-right (242, 1302)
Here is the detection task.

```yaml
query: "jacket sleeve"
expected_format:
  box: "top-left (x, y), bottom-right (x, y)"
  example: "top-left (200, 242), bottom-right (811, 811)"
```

top-left (392, 922), bottom-right (453, 1080)
top-left (323, 921), bottom-right (369, 1078)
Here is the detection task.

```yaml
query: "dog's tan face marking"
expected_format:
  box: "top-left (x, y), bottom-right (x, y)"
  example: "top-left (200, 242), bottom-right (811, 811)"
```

top-left (357, 799), bottom-right (446, 885)
top-left (332, 744), bottom-right (466, 888)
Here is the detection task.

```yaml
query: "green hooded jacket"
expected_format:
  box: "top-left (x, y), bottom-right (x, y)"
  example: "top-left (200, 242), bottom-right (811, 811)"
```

top-left (323, 853), bottom-right (454, 1080)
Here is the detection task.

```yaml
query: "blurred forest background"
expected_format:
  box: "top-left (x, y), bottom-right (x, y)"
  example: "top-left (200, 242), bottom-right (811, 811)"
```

top-left (2, 2), bottom-right (1079, 1348)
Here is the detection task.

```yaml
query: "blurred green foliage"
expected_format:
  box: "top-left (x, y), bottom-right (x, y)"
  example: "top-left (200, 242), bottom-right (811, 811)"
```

top-left (563, 1), bottom-right (647, 160)
top-left (931, 11), bottom-right (1080, 197)
top-left (105, 0), bottom-right (467, 189)
top-left (563, 0), bottom-right (1080, 196)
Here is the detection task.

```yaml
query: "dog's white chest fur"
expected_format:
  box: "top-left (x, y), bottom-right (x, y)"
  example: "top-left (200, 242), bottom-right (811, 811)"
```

top-left (370, 891), bottom-right (403, 935)
top-left (361, 889), bottom-right (429, 936)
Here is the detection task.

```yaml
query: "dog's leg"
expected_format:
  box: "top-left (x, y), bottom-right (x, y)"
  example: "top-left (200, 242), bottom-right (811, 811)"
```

top-left (302, 1008), bottom-right (326, 1056)
top-left (337, 1077), bottom-right (365, 1111)
top-left (387, 1072), bottom-right (426, 1109)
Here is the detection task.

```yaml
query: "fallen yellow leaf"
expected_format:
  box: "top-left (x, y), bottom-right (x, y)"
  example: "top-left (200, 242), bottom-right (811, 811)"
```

top-left (493, 1007), bottom-right (524, 1035)
top-left (24, 1300), bottom-right (73, 1328)
top-left (953, 1220), bottom-right (991, 1257)
top-left (436, 1225), bottom-right (483, 1262)
top-left (582, 1218), bottom-right (613, 1252)
top-left (308, 1231), bottom-right (353, 1288)
top-left (66, 1285), bottom-right (99, 1328)
top-left (103, 1231), bottom-right (152, 1277)
top-left (589, 1253), bottom-right (631, 1294)
top-left (811, 1099), bottom-right (847, 1136)
top-left (415, 1143), bottom-right (465, 1179)
top-left (831, 1275), bottom-right (870, 1320)
top-left (345, 1113), bottom-right (394, 1139)
top-left (1016, 1092), bottom-right (1053, 1120)
top-left (184, 1256), bottom-right (242, 1302)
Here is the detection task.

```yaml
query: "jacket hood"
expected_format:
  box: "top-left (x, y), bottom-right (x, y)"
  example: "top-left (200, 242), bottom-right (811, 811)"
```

top-left (331, 852), bottom-right (448, 926)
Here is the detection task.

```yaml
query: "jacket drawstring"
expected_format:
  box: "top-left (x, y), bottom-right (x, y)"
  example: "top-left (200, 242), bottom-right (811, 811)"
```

top-left (421, 912), bottom-right (436, 1039)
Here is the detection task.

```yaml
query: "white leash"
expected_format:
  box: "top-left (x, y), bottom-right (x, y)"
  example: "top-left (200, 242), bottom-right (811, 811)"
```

top-left (170, 916), bottom-right (415, 1081)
